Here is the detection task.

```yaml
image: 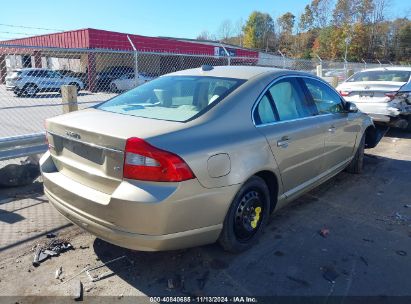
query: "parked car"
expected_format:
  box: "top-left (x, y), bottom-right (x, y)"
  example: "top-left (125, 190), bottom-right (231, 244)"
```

top-left (109, 72), bottom-right (155, 92)
top-left (56, 70), bottom-right (88, 89)
top-left (337, 67), bottom-right (411, 129)
top-left (5, 68), bottom-right (84, 97)
top-left (324, 69), bottom-right (347, 82)
top-left (41, 66), bottom-right (381, 253)
top-left (95, 66), bottom-right (134, 91)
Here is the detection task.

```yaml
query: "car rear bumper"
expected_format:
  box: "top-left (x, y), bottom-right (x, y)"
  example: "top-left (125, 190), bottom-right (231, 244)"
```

top-left (45, 187), bottom-right (222, 251)
top-left (40, 151), bottom-right (238, 251)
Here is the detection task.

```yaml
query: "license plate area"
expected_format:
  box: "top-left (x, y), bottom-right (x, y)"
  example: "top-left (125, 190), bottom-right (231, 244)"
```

top-left (53, 135), bottom-right (105, 165)
top-left (359, 91), bottom-right (374, 98)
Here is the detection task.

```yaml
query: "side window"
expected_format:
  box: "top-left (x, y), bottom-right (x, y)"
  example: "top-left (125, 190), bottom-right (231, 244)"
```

top-left (302, 78), bottom-right (344, 114)
top-left (268, 78), bottom-right (314, 121)
top-left (254, 94), bottom-right (277, 125)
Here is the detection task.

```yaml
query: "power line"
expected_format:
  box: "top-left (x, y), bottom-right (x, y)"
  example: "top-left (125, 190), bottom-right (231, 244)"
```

top-left (0, 23), bottom-right (64, 32)
top-left (0, 31), bottom-right (32, 37)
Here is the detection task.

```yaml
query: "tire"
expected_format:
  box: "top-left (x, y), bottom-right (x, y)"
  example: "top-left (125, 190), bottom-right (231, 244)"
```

top-left (346, 133), bottom-right (365, 174)
top-left (219, 176), bottom-right (270, 253)
top-left (69, 83), bottom-right (81, 93)
top-left (23, 83), bottom-right (38, 97)
top-left (110, 82), bottom-right (118, 93)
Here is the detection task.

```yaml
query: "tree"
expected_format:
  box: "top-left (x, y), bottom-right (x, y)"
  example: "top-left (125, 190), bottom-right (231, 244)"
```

top-left (217, 20), bottom-right (233, 42)
top-left (243, 11), bottom-right (275, 49)
top-left (311, 0), bottom-right (333, 28)
top-left (196, 30), bottom-right (215, 41)
top-left (299, 5), bottom-right (314, 32)
top-left (333, 0), bottom-right (355, 26)
top-left (278, 12), bottom-right (295, 34)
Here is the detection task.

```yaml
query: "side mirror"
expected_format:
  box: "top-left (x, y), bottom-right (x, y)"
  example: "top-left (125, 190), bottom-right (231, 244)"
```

top-left (344, 101), bottom-right (358, 113)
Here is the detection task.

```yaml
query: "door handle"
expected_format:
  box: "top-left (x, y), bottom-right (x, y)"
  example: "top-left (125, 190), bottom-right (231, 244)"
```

top-left (328, 126), bottom-right (336, 133)
top-left (277, 136), bottom-right (290, 148)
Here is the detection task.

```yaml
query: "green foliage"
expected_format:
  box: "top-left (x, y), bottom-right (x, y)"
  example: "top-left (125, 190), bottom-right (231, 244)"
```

top-left (243, 11), bottom-right (274, 49)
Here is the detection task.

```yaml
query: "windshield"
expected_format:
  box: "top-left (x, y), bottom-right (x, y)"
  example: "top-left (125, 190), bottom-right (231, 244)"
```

top-left (347, 70), bottom-right (411, 82)
top-left (96, 76), bottom-right (245, 122)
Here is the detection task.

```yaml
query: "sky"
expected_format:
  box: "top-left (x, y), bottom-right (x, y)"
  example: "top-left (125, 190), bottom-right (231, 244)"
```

top-left (0, 0), bottom-right (410, 41)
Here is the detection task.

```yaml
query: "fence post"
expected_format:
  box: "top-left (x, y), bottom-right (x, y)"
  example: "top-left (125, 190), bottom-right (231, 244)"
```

top-left (316, 64), bottom-right (323, 77)
top-left (127, 35), bottom-right (139, 79)
top-left (61, 85), bottom-right (78, 113)
top-left (0, 54), bottom-right (6, 84)
top-left (278, 50), bottom-right (286, 69)
top-left (331, 77), bottom-right (339, 88)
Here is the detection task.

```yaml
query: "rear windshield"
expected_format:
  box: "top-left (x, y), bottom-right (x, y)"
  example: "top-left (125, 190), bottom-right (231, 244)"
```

top-left (347, 70), bottom-right (411, 82)
top-left (96, 76), bottom-right (245, 122)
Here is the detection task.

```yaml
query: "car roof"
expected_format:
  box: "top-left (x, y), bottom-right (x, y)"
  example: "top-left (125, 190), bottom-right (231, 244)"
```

top-left (166, 65), bottom-right (288, 80)
top-left (359, 67), bottom-right (411, 72)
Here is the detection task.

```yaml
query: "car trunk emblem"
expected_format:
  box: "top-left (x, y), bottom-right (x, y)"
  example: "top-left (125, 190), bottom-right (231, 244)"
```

top-left (65, 130), bottom-right (81, 139)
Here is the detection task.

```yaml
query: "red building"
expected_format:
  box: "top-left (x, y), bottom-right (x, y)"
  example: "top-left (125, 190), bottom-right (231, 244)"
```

top-left (0, 28), bottom-right (258, 90)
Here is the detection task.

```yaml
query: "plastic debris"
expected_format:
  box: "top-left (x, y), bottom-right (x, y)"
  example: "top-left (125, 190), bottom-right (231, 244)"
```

top-left (85, 256), bottom-right (126, 282)
top-left (321, 266), bottom-right (339, 283)
top-left (73, 280), bottom-right (83, 301)
top-left (319, 227), bottom-right (330, 238)
top-left (32, 239), bottom-right (74, 267)
top-left (55, 266), bottom-right (63, 279)
top-left (396, 250), bottom-right (407, 256)
top-left (46, 233), bottom-right (57, 238)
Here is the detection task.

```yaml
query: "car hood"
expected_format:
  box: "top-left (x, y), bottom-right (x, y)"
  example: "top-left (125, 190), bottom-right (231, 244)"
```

top-left (337, 81), bottom-right (407, 92)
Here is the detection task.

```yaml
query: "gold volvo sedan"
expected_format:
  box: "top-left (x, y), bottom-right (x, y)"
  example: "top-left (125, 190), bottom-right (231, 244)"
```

top-left (41, 66), bottom-right (381, 252)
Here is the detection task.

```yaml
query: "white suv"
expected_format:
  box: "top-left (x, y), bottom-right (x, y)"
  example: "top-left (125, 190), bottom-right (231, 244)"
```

top-left (5, 68), bottom-right (85, 97)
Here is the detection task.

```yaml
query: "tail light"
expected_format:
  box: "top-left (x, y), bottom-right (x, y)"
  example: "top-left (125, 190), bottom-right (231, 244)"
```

top-left (123, 137), bottom-right (195, 182)
top-left (384, 92), bottom-right (397, 100)
top-left (339, 91), bottom-right (350, 97)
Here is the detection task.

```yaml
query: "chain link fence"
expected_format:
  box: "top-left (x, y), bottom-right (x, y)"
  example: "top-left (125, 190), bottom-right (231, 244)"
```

top-left (0, 43), bottom-right (406, 141)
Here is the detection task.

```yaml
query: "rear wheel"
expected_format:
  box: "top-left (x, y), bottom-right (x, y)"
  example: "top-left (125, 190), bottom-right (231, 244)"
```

top-left (23, 83), bottom-right (38, 97)
top-left (110, 82), bottom-right (118, 93)
top-left (346, 133), bottom-right (365, 174)
top-left (69, 82), bottom-right (81, 93)
top-left (219, 176), bottom-right (270, 253)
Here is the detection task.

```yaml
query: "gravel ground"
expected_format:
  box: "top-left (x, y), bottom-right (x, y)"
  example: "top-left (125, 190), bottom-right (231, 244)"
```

top-left (0, 129), bottom-right (410, 301)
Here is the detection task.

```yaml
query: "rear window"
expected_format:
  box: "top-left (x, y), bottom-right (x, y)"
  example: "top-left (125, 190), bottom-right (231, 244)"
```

top-left (347, 70), bottom-right (411, 82)
top-left (97, 76), bottom-right (244, 122)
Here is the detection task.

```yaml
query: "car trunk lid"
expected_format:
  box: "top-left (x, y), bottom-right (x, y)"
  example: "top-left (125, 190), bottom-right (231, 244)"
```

top-left (339, 81), bottom-right (406, 103)
top-left (46, 108), bottom-right (183, 194)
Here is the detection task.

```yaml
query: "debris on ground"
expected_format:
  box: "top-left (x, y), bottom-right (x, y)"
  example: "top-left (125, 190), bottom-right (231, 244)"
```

top-left (32, 239), bottom-right (74, 267)
top-left (360, 256), bottom-right (369, 266)
top-left (55, 266), bottom-right (63, 279)
top-left (167, 275), bottom-right (183, 290)
top-left (197, 271), bottom-right (209, 290)
top-left (395, 250), bottom-right (407, 256)
top-left (0, 163), bottom-right (40, 187)
top-left (319, 227), bottom-right (330, 238)
top-left (79, 245), bottom-right (89, 250)
top-left (321, 265), bottom-right (339, 283)
top-left (167, 278), bottom-right (175, 289)
top-left (46, 233), bottom-right (57, 239)
top-left (286, 275), bottom-right (311, 287)
top-left (404, 204), bottom-right (411, 208)
top-left (85, 256), bottom-right (127, 282)
top-left (73, 280), bottom-right (83, 301)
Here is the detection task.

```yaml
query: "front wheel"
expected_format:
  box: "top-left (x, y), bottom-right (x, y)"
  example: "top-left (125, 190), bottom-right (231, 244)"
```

top-left (346, 133), bottom-right (365, 174)
top-left (219, 176), bottom-right (270, 253)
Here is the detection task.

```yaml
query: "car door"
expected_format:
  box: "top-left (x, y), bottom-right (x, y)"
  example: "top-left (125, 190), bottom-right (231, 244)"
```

top-left (301, 77), bottom-right (358, 172)
top-left (254, 77), bottom-right (326, 196)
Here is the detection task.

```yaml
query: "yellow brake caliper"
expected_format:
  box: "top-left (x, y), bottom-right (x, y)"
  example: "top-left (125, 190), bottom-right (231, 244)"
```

top-left (250, 207), bottom-right (262, 229)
